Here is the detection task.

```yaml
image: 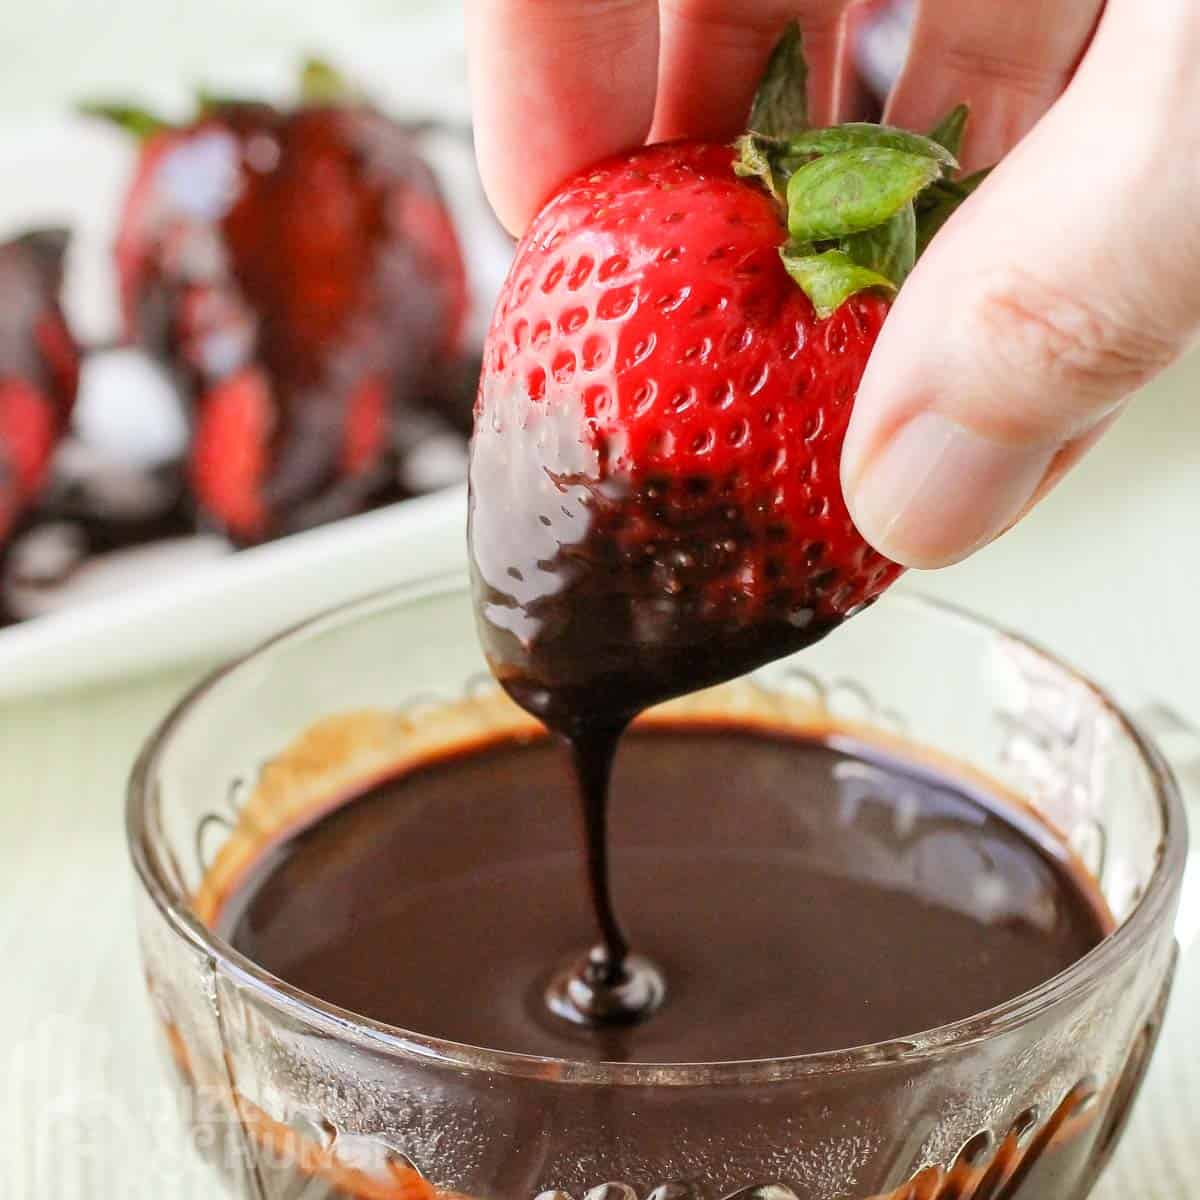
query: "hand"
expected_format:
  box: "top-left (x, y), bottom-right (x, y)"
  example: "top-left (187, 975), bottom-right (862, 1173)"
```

top-left (465, 0), bottom-right (1200, 567)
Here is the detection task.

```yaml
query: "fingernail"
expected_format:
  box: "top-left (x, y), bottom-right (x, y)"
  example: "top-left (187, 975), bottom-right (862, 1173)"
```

top-left (845, 411), bottom-right (1058, 568)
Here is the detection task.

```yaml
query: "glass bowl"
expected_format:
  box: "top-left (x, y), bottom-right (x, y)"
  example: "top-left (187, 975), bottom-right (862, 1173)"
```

top-left (127, 575), bottom-right (1195, 1200)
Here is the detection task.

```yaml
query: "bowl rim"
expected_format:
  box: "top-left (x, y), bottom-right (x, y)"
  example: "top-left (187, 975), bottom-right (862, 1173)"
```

top-left (127, 571), bottom-right (1187, 1087)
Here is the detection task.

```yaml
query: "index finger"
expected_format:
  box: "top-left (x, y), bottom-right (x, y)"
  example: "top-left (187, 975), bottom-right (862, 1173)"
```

top-left (651, 0), bottom-right (854, 140)
top-left (464, 0), bottom-right (660, 236)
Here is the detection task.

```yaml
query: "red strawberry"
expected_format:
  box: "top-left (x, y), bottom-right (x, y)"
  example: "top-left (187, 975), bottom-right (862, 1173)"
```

top-left (188, 367), bottom-right (271, 542)
top-left (341, 375), bottom-right (388, 476)
top-left (88, 63), bottom-right (468, 542)
top-left (0, 230), bottom-right (79, 545)
top-left (189, 367), bottom-right (393, 542)
top-left (469, 25), bottom-right (981, 730)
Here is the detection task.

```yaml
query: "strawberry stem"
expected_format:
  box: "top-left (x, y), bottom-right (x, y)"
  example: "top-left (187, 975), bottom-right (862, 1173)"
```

top-left (928, 104), bottom-right (970, 157)
top-left (747, 22), bottom-right (809, 138)
top-left (734, 24), bottom-right (994, 317)
top-left (193, 88), bottom-right (259, 117)
top-left (299, 57), bottom-right (358, 105)
top-left (78, 101), bottom-right (169, 140)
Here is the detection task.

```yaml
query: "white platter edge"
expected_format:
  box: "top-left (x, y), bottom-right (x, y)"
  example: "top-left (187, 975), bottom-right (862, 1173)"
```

top-left (0, 486), bottom-right (468, 702)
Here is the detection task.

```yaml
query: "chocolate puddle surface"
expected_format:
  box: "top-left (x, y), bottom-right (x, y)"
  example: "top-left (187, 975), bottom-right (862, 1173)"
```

top-left (217, 721), bottom-right (1109, 1063)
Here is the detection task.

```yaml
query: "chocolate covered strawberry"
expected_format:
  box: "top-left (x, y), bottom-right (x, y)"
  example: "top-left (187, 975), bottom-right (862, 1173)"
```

top-left (0, 230), bottom-right (79, 544)
top-left (470, 26), bottom-right (985, 732)
top-left (89, 63), bottom-right (468, 542)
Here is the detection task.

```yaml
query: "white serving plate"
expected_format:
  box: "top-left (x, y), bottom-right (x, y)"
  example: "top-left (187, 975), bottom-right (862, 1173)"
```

top-left (0, 485), bottom-right (467, 700)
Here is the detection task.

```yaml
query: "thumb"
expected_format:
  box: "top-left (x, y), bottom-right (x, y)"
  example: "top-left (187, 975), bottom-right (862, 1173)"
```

top-left (842, 1), bottom-right (1200, 569)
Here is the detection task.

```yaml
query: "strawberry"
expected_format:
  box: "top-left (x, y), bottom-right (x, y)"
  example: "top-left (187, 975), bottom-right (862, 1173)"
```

top-left (469, 25), bottom-right (985, 731)
top-left (87, 61), bottom-right (468, 542)
top-left (188, 367), bottom-right (271, 542)
top-left (188, 367), bottom-right (394, 543)
top-left (0, 230), bottom-right (79, 545)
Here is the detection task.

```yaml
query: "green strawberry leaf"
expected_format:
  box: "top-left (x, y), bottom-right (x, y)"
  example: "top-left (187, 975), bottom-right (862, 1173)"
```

top-left (928, 104), bottom-right (970, 157)
top-left (193, 86), bottom-right (259, 116)
top-left (781, 124), bottom-right (957, 172)
top-left (299, 57), bottom-right (356, 105)
top-left (747, 21), bottom-right (809, 138)
top-left (915, 166), bottom-right (992, 255)
top-left (787, 148), bottom-right (943, 244)
top-left (841, 201), bottom-right (916, 288)
top-left (733, 26), bottom-right (991, 317)
top-left (78, 101), bottom-right (169, 140)
top-left (780, 246), bottom-right (897, 320)
top-left (733, 133), bottom-right (789, 204)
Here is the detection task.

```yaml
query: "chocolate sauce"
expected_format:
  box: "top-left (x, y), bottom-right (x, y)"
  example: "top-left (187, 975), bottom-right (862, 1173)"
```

top-left (218, 724), bottom-right (1109, 1063)
top-left (468, 389), bottom-right (852, 1020)
top-left (468, 388), bottom-right (844, 736)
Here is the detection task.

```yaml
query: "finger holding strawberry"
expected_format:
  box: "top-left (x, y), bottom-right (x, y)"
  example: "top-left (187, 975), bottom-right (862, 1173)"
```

top-left (469, 25), bottom-right (984, 733)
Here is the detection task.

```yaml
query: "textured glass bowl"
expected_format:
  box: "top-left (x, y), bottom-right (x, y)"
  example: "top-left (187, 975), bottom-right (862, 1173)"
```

top-left (127, 576), bottom-right (1195, 1200)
